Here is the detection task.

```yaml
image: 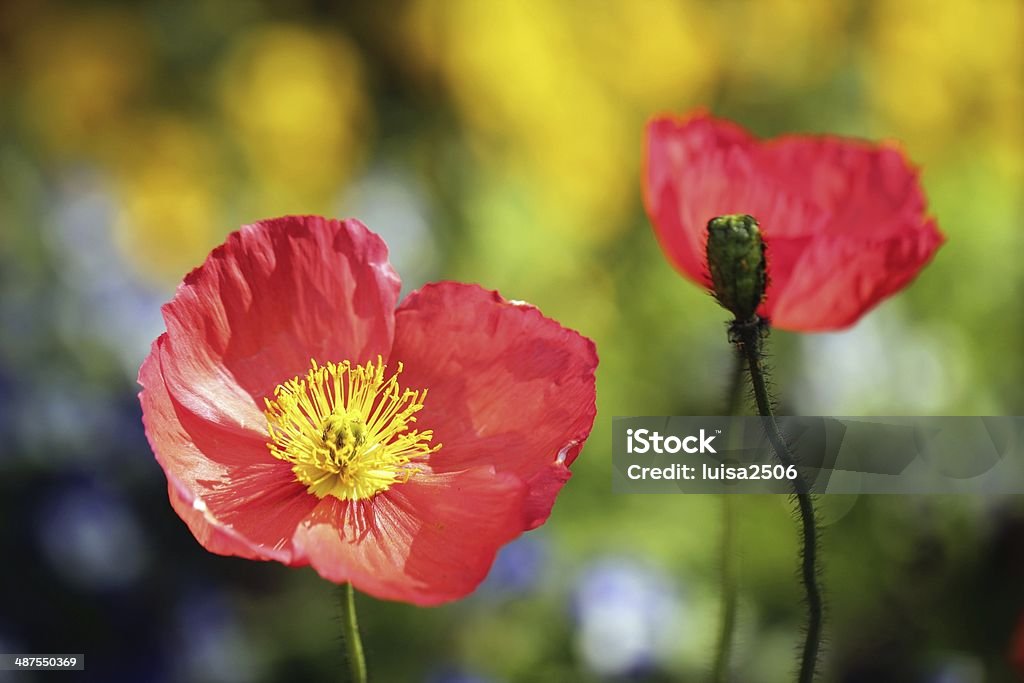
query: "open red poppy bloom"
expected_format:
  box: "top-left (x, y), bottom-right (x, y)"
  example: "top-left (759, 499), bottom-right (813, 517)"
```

top-left (643, 110), bottom-right (944, 331)
top-left (139, 216), bottom-right (597, 605)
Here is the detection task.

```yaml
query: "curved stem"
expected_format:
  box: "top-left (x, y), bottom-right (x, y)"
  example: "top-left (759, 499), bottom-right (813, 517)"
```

top-left (340, 583), bottom-right (368, 683)
top-left (734, 320), bottom-right (822, 683)
top-left (724, 350), bottom-right (747, 416)
top-left (712, 493), bottom-right (739, 683)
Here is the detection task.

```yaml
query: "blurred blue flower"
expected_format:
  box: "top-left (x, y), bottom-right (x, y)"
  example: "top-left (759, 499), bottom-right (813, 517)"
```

top-left (0, 626), bottom-right (22, 683)
top-left (927, 656), bottom-right (983, 683)
top-left (478, 533), bottom-right (547, 597)
top-left (338, 166), bottom-right (438, 292)
top-left (795, 309), bottom-right (961, 415)
top-left (46, 168), bottom-right (166, 373)
top-left (35, 483), bottom-right (148, 591)
top-left (173, 587), bottom-right (256, 683)
top-left (6, 377), bottom-right (152, 475)
top-left (424, 666), bottom-right (497, 683)
top-left (570, 558), bottom-right (683, 677)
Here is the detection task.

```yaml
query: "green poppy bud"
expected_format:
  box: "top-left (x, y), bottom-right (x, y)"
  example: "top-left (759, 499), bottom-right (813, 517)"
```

top-left (706, 214), bottom-right (767, 322)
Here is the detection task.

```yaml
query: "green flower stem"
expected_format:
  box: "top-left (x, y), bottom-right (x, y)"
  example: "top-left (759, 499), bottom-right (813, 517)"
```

top-left (712, 352), bottom-right (745, 683)
top-left (733, 320), bottom-right (822, 683)
top-left (341, 583), bottom-right (368, 683)
top-left (712, 493), bottom-right (739, 683)
top-left (724, 350), bottom-right (747, 417)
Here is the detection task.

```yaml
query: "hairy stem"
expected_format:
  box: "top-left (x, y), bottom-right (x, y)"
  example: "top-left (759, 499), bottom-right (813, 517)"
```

top-left (734, 320), bottom-right (822, 683)
top-left (340, 583), bottom-right (368, 683)
top-left (724, 350), bottom-right (747, 416)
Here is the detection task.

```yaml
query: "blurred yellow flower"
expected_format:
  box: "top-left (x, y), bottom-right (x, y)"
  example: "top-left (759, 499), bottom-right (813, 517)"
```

top-left (403, 0), bottom-right (717, 242)
top-left (111, 116), bottom-right (225, 286)
top-left (217, 24), bottom-right (370, 215)
top-left (712, 0), bottom-right (851, 89)
top-left (866, 0), bottom-right (1023, 179)
top-left (15, 9), bottom-right (151, 158)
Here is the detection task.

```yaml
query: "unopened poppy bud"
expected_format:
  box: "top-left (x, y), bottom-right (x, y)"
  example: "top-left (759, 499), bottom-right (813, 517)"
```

top-left (706, 214), bottom-right (766, 322)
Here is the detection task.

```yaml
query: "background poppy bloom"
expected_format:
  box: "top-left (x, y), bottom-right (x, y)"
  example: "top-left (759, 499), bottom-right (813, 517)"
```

top-left (138, 216), bottom-right (597, 605)
top-left (643, 111), bottom-right (945, 331)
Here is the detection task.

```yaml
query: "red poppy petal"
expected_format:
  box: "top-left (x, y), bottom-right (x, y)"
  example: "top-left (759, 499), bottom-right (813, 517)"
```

top-left (389, 282), bottom-right (598, 528)
top-left (770, 219), bottom-right (945, 331)
top-left (522, 461), bottom-right (573, 528)
top-left (644, 114), bottom-right (751, 285)
top-left (291, 467), bottom-right (527, 605)
top-left (759, 137), bottom-right (929, 237)
top-left (644, 114), bottom-right (826, 291)
top-left (644, 112), bottom-right (945, 332)
top-left (140, 338), bottom-right (318, 561)
top-left (159, 216), bottom-right (401, 432)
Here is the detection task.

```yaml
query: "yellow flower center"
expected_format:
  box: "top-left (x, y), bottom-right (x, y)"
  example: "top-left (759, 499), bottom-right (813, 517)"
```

top-left (263, 357), bottom-right (440, 501)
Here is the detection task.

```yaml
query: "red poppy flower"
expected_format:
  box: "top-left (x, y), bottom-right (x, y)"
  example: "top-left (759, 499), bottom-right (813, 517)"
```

top-left (643, 110), bottom-right (944, 331)
top-left (138, 215), bottom-right (597, 605)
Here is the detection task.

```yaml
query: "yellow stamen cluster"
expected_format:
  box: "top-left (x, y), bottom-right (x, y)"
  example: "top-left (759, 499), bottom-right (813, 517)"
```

top-left (264, 357), bottom-right (440, 501)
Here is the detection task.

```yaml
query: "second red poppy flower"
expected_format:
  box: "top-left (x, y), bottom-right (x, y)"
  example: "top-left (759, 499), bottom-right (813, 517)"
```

top-left (643, 111), bottom-right (945, 331)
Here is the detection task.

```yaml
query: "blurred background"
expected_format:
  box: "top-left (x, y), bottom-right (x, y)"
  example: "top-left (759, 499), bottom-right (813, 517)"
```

top-left (1, 1), bottom-right (1023, 681)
